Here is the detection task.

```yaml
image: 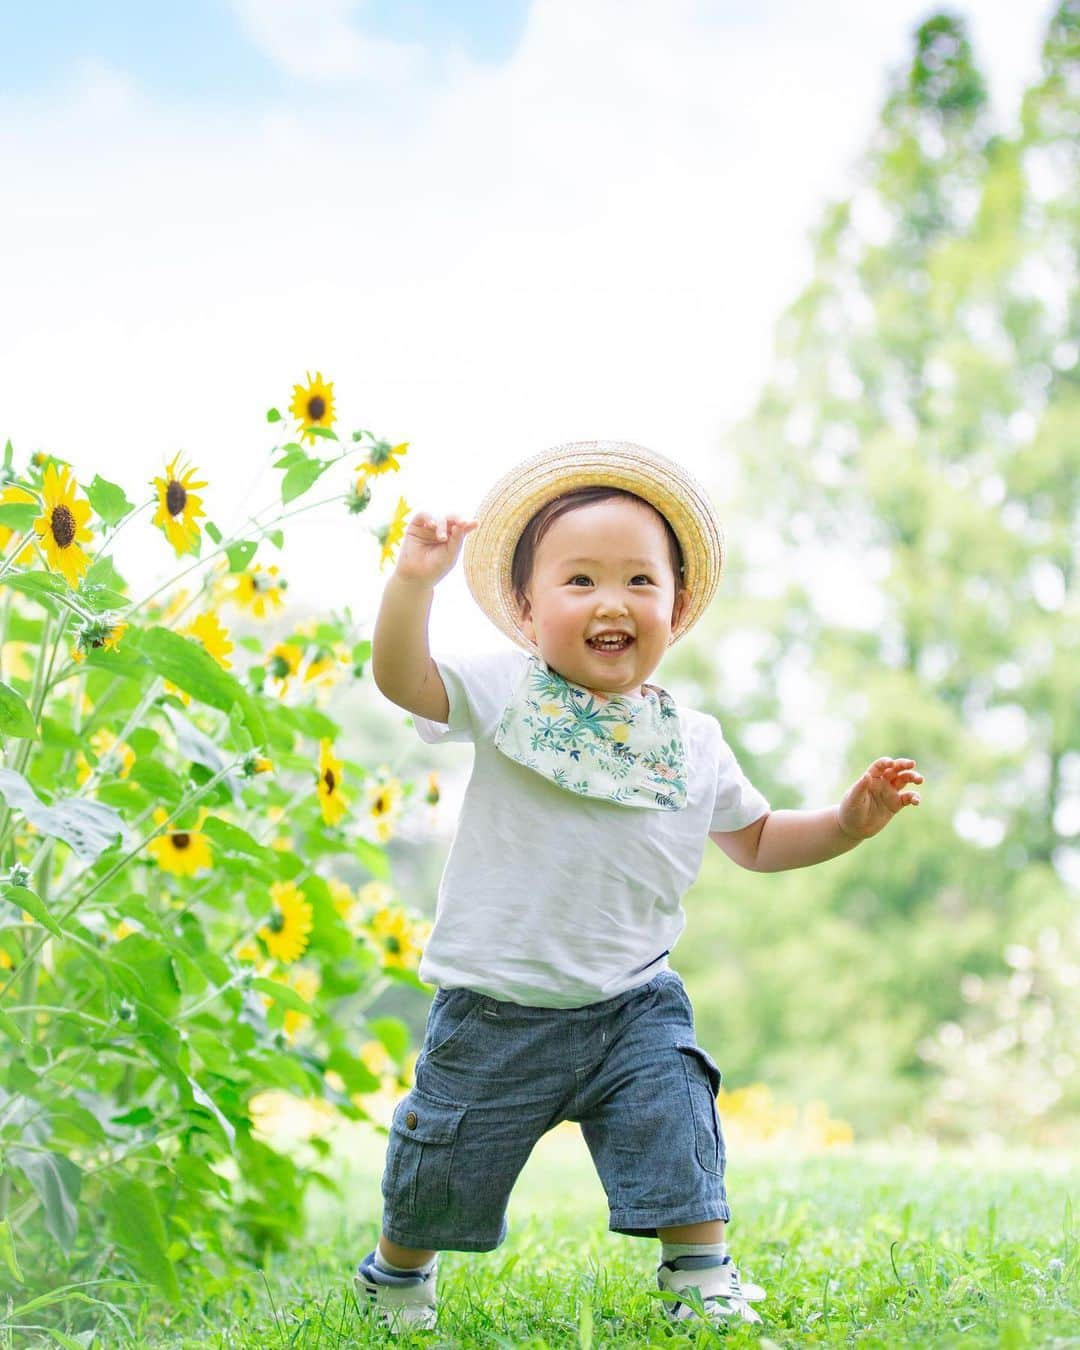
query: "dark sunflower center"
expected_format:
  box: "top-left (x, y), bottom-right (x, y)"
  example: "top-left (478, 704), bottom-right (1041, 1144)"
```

top-left (373, 792), bottom-right (388, 816)
top-left (386, 936), bottom-right (401, 954)
top-left (268, 910), bottom-right (286, 933)
top-left (166, 480), bottom-right (187, 517)
top-left (50, 504), bottom-right (76, 549)
top-left (171, 832), bottom-right (191, 849)
top-left (271, 655), bottom-right (291, 678)
top-left (307, 395), bottom-right (326, 420)
top-left (323, 768), bottom-right (336, 793)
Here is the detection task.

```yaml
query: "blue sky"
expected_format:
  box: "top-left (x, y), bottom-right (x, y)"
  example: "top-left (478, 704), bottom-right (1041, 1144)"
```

top-left (0, 0), bottom-right (532, 100)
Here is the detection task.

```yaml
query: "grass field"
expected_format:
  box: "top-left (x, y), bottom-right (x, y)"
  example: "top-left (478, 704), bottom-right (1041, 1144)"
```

top-left (121, 1120), bottom-right (1080, 1348)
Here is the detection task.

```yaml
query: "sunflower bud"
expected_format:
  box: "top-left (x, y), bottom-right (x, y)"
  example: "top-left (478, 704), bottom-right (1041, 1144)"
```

top-left (346, 477), bottom-right (372, 516)
top-left (3, 863), bottom-right (32, 889)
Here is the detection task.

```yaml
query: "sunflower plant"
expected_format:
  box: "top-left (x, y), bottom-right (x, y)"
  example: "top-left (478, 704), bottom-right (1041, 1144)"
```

top-left (0, 389), bottom-right (435, 1338)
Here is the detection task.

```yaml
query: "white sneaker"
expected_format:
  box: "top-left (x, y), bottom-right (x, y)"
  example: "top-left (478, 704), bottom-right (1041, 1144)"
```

top-left (354, 1249), bottom-right (438, 1333)
top-left (656, 1252), bottom-right (767, 1326)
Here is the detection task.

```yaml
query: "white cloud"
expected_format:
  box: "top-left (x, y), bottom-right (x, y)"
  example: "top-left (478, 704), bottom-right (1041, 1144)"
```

top-left (0, 0), bottom-right (1049, 657)
top-left (229, 0), bottom-right (428, 84)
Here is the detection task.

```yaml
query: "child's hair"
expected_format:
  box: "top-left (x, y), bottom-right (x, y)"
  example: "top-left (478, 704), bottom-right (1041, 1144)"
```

top-left (511, 486), bottom-right (686, 613)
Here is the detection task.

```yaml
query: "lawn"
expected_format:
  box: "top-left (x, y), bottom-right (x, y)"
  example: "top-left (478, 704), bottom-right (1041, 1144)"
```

top-left (119, 1121), bottom-right (1079, 1348)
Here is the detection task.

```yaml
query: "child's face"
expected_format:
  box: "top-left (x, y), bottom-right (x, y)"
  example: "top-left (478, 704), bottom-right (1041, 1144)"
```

top-left (516, 497), bottom-right (690, 698)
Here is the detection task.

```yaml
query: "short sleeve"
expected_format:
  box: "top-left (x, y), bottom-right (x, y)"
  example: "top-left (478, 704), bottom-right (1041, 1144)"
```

top-left (710, 722), bottom-right (771, 832)
top-left (412, 648), bottom-right (526, 745)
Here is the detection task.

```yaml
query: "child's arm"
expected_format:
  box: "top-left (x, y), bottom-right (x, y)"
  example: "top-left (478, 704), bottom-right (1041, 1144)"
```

top-left (711, 757), bottom-right (924, 872)
top-left (372, 511), bottom-right (477, 722)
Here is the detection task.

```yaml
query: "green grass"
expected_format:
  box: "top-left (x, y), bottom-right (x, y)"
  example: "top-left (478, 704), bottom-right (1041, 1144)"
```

top-left (29, 1126), bottom-right (1080, 1347)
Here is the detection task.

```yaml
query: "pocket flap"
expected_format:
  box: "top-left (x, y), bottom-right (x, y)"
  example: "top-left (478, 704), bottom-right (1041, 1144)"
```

top-left (390, 1087), bottom-right (466, 1144)
top-left (675, 1042), bottom-right (722, 1097)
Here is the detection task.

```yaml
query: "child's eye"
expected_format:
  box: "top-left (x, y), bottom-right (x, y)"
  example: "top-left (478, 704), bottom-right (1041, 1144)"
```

top-left (567, 575), bottom-right (653, 586)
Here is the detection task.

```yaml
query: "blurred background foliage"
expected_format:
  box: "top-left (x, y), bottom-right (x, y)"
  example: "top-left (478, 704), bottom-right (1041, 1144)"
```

top-left (384, 2), bottom-right (1079, 1145)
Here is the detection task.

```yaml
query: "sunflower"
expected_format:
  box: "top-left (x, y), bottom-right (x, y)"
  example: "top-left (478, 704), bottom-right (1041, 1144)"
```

top-left (367, 906), bottom-right (426, 970)
top-left (152, 453), bottom-right (207, 557)
top-left (266, 641), bottom-right (302, 696)
top-left (258, 880), bottom-right (313, 963)
top-left (376, 497), bottom-right (411, 572)
top-left (33, 464), bottom-right (94, 587)
top-left (425, 771), bottom-right (440, 807)
top-left (75, 727), bottom-right (135, 787)
top-left (365, 769), bottom-right (404, 844)
top-left (289, 371), bottom-right (336, 445)
top-left (302, 643), bottom-right (343, 686)
top-left (70, 616), bottom-right (127, 665)
top-left (230, 564), bottom-right (286, 620)
top-left (316, 739), bottom-right (348, 826)
top-left (146, 806), bottom-right (213, 877)
top-left (186, 610), bottom-right (233, 668)
top-left (357, 440), bottom-right (408, 479)
top-left (0, 485), bottom-right (38, 566)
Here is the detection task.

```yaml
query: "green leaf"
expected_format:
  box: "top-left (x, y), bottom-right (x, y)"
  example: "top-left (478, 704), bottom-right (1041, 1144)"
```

top-left (8, 1149), bottom-right (81, 1251)
top-left (128, 757), bottom-right (185, 803)
top-left (202, 815), bottom-right (276, 864)
top-left (225, 539), bottom-right (257, 572)
top-left (104, 1177), bottom-right (182, 1303)
top-left (0, 1218), bottom-right (22, 1283)
top-left (272, 443), bottom-right (308, 469)
top-left (281, 457), bottom-right (329, 504)
top-left (266, 407), bottom-right (282, 423)
top-left (0, 570), bottom-right (69, 601)
top-left (85, 474), bottom-right (134, 527)
top-left (0, 679), bottom-right (36, 738)
top-left (82, 553), bottom-right (128, 596)
top-left (137, 626), bottom-right (267, 744)
top-left (304, 424), bottom-right (338, 441)
top-left (0, 768), bottom-right (128, 861)
top-left (365, 1015), bottom-right (410, 1063)
top-left (353, 835), bottom-right (390, 880)
top-left (205, 520), bottom-right (222, 545)
top-left (0, 502), bottom-right (37, 532)
top-left (268, 529), bottom-right (284, 549)
top-left (2, 884), bottom-right (63, 938)
top-left (0, 1005), bottom-right (25, 1043)
top-left (252, 976), bottom-right (316, 1016)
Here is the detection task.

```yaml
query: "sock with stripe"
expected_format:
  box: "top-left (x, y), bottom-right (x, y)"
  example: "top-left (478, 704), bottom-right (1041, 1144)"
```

top-left (660, 1240), bottom-right (728, 1265)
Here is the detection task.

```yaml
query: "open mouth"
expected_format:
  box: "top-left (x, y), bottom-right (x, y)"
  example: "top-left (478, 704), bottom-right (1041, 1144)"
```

top-left (586, 636), bottom-right (634, 654)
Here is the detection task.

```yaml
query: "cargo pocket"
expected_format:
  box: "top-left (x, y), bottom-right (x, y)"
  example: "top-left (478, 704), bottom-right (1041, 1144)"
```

top-left (676, 1043), bottom-right (725, 1175)
top-left (383, 1087), bottom-right (467, 1220)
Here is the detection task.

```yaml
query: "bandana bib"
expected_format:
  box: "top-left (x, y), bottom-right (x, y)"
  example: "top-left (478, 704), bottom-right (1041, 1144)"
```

top-left (493, 653), bottom-right (688, 810)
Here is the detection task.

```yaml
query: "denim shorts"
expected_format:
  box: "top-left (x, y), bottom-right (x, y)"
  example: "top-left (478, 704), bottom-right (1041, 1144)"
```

top-left (379, 969), bottom-right (730, 1252)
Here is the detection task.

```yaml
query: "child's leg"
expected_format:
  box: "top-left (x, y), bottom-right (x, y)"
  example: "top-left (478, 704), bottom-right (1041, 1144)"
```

top-left (377, 1235), bottom-right (437, 1268)
top-left (657, 1221), bottom-right (726, 1244)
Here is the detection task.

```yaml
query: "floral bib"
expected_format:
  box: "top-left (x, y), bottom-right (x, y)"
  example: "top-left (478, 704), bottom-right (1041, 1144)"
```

top-left (493, 653), bottom-right (688, 810)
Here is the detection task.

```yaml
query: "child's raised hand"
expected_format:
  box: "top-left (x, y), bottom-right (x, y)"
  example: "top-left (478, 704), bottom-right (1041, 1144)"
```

top-left (394, 512), bottom-right (478, 587)
top-left (837, 757), bottom-right (924, 840)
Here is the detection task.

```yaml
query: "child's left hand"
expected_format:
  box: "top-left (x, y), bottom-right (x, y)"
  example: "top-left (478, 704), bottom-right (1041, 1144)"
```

top-left (837, 757), bottom-right (924, 840)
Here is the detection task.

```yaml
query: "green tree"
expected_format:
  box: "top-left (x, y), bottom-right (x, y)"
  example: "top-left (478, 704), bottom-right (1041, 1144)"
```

top-left (676, 3), bottom-right (1079, 1136)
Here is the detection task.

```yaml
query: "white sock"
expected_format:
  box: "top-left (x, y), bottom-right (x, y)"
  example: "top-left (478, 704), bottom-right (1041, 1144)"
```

top-left (375, 1243), bottom-right (437, 1278)
top-left (661, 1240), bottom-right (728, 1264)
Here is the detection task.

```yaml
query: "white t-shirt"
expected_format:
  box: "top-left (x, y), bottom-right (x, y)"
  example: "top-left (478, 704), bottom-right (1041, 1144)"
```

top-left (412, 647), bottom-right (771, 1009)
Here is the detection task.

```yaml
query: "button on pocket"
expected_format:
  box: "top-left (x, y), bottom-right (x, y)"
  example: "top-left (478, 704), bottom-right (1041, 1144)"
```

top-left (676, 1043), bottom-right (725, 1175)
top-left (384, 1087), bottom-right (467, 1218)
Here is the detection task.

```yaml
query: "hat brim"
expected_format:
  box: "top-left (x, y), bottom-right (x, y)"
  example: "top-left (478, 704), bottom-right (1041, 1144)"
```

top-left (462, 440), bottom-right (724, 654)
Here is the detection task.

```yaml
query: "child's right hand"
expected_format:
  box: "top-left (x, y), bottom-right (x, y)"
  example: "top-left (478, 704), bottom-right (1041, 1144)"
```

top-left (394, 512), bottom-right (478, 587)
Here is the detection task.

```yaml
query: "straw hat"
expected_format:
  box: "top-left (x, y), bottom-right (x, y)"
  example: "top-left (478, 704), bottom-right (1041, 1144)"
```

top-left (462, 440), bottom-right (724, 655)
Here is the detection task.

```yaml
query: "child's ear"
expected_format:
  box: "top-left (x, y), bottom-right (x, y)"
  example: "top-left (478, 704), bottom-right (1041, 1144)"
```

top-left (672, 587), bottom-right (691, 629)
top-left (516, 593), bottom-right (535, 643)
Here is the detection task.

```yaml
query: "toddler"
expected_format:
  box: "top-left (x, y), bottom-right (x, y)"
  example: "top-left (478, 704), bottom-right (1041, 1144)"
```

top-left (356, 440), bottom-right (923, 1332)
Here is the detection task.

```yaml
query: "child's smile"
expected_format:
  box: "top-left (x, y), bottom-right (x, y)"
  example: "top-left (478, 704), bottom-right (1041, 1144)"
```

top-left (516, 497), bottom-right (690, 700)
